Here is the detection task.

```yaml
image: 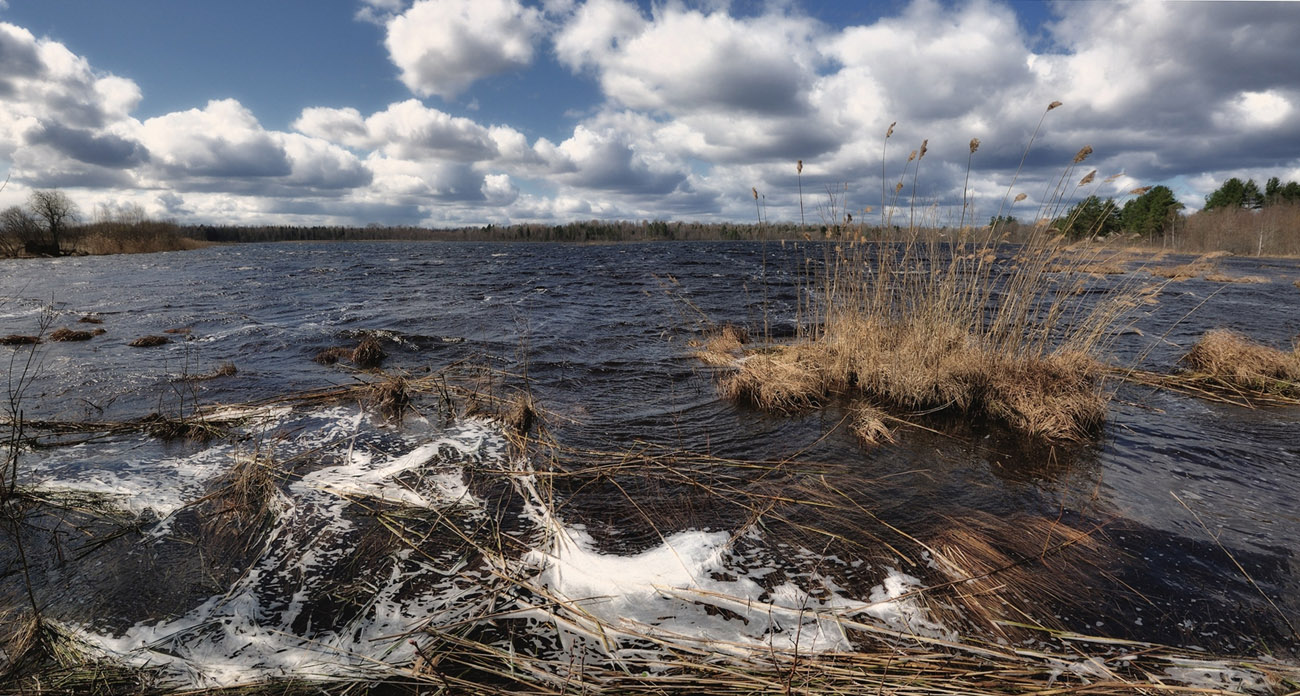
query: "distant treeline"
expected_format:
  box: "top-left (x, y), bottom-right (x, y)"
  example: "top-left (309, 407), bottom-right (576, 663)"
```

top-left (190, 220), bottom-right (818, 244)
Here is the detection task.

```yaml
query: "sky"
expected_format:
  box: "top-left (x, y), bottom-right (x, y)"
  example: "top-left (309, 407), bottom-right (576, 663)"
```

top-left (0, 0), bottom-right (1298, 228)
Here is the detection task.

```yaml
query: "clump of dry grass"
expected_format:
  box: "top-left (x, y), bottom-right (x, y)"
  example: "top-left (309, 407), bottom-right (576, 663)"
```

top-left (163, 327), bottom-right (192, 335)
top-left (0, 335), bottom-right (41, 346)
top-left (1180, 330), bottom-right (1300, 396)
top-left (720, 346), bottom-right (825, 413)
top-left (197, 452), bottom-right (282, 567)
top-left (178, 362), bottom-right (238, 382)
top-left (49, 327), bottom-right (94, 342)
top-left (314, 346), bottom-right (352, 365)
top-left (77, 315), bottom-right (103, 324)
top-left (722, 312), bottom-right (1110, 440)
top-left (128, 335), bottom-right (169, 348)
top-left (711, 110), bottom-right (1148, 442)
top-left (1203, 272), bottom-right (1270, 284)
top-left (352, 337), bottom-right (386, 369)
top-left (140, 413), bottom-right (229, 442)
top-left (1294, 279), bottom-right (1300, 290)
top-left (1148, 252), bottom-right (1230, 280)
top-left (503, 390), bottom-right (538, 438)
top-left (695, 323), bottom-right (749, 366)
top-left (366, 375), bottom-right (412, 421)
top-left (849, 401), bottom-right (894, 446)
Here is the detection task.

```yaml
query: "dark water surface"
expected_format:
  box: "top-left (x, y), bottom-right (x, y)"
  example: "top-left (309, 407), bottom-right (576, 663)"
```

top-left (2, 241), bottom-right (1299, 682)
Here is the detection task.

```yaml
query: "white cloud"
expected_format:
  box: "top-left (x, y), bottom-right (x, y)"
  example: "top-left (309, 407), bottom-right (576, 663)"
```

top-left (560, 4), bottom-right (821, 117)
top-left (384, 0), bottom-right (543, 99)
top-left (136, 99), bottom-right (290, 179)
top-left (1214, 90), bottom-right (1293, 130)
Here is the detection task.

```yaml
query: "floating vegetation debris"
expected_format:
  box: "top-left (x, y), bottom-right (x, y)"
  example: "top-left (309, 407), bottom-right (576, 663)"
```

top-left (127, 335), bottom-right (169, 348)
top-left (48, 327), bottom-right (94, 342)
top-left (0, 335), bottom-right (40, 346)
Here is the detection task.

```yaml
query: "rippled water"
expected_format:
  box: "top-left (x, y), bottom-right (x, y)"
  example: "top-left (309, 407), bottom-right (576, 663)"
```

top-left (2, 241), bottom-right (1298, 686)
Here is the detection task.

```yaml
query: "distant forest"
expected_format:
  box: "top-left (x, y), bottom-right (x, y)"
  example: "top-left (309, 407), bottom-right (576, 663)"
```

top-left (5, 172), bottom-right (1300, 257)
top-left (193, 220), bottom-right (810, 244)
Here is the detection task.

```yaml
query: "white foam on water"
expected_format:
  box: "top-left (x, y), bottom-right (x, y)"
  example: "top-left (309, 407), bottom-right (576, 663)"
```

top-left (70, 412), bottom-right (503, 688)
top-left (518, 517), bottom-right (949, 662)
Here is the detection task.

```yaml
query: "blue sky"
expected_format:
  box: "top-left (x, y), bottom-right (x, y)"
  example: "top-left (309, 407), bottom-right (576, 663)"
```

top-left (1, 0), bottom-right (1297, 227)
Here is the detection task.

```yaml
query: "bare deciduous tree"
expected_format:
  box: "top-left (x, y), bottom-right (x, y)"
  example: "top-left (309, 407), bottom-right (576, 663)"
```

top-left (27, 189), bottom-right (79, 253)
top-left (0, 206), bottom-right (42, 257)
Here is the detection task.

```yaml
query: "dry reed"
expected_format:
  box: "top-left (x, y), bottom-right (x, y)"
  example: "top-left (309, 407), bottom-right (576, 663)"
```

top-left (695, 323), bottom-right (749, 366)
top-left (0, 335), bottom-right (40, 346)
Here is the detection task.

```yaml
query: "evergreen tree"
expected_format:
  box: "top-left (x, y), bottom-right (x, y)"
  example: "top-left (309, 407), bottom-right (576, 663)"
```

top-left (1120, 185), bottom-right (1183, 237)
top-left (1054, 196), bottom-right (1119, 238)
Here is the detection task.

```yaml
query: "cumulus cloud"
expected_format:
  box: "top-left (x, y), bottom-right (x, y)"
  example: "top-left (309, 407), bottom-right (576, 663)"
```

top-left (557, 2), bottom-right (821, 117)
top-left (384, 0), bottom-right (544, 99)
top-left (5, 1), bottom-right (1300, 226)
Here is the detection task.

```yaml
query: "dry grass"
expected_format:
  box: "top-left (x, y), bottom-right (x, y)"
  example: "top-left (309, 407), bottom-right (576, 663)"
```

top-left (352, 337), bottom-right (386, 368)
top-left (178, 362), bottom-right (238, 382)
top-left (925, 511), bottom-right (1109, 642)
top-left (77, 315), bottom-right (103, 324)
top-left (848, 401), bottom-right (893, 445)
top-left (127, 335), bottom-right (169, 348)
top-left (1204, 272), bottom-right (1270, 284)
top-left (313, 346), bottom-right (352, 364)
top-left (0, 335), bottom-right (41, 346)
top-left (139, 413), bottom-right (230, 442)
top-left (1180, 330), bottom-right (1300, 397)
top-left (695, 323), bottom-right (749, 366)
top-left (1148, 251), bottom-right (1230, 280)
top-left (365, 375), bottom-right (412, 421)
top-left (197, 452), bottom-right (282, 568)
top-left (49, 327), bottom-right (95, 342)
top-left (722, 307), bottom-right (1113, 441)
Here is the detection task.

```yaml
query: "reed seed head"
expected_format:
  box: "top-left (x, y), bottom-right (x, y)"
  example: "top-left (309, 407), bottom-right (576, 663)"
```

top-left (969, 137), bottom-right (980, 154)
top-left (919, 139), bottom-right (928, 159)
top-left (886, 121), bottom-right (896, 138)
top-left (752, 187), bottom-right (758, 200)
top-left (895, 181), bottom-right (905, 193)
top-left (907, 150), bottom-right (917, 162)
top-left (1014, 192), bottom-right (1028, 202)
top-left (1129, 186), bottom-right (1152, 195)
top-left (1104, 172), bottom-right (1123, 182)
top-left (1079, 169), bottom-right (1096, 186)
top-left (1073, 145), bottom-right (1093, 163)
top-left (797, 159), bottom-right (803, 174)
top-left (1048, 100), bottom-right (1063, 111)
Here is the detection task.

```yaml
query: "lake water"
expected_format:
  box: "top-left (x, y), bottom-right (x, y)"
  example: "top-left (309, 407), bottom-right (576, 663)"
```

top-left (2, 241), bottom-right (1298, 687)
